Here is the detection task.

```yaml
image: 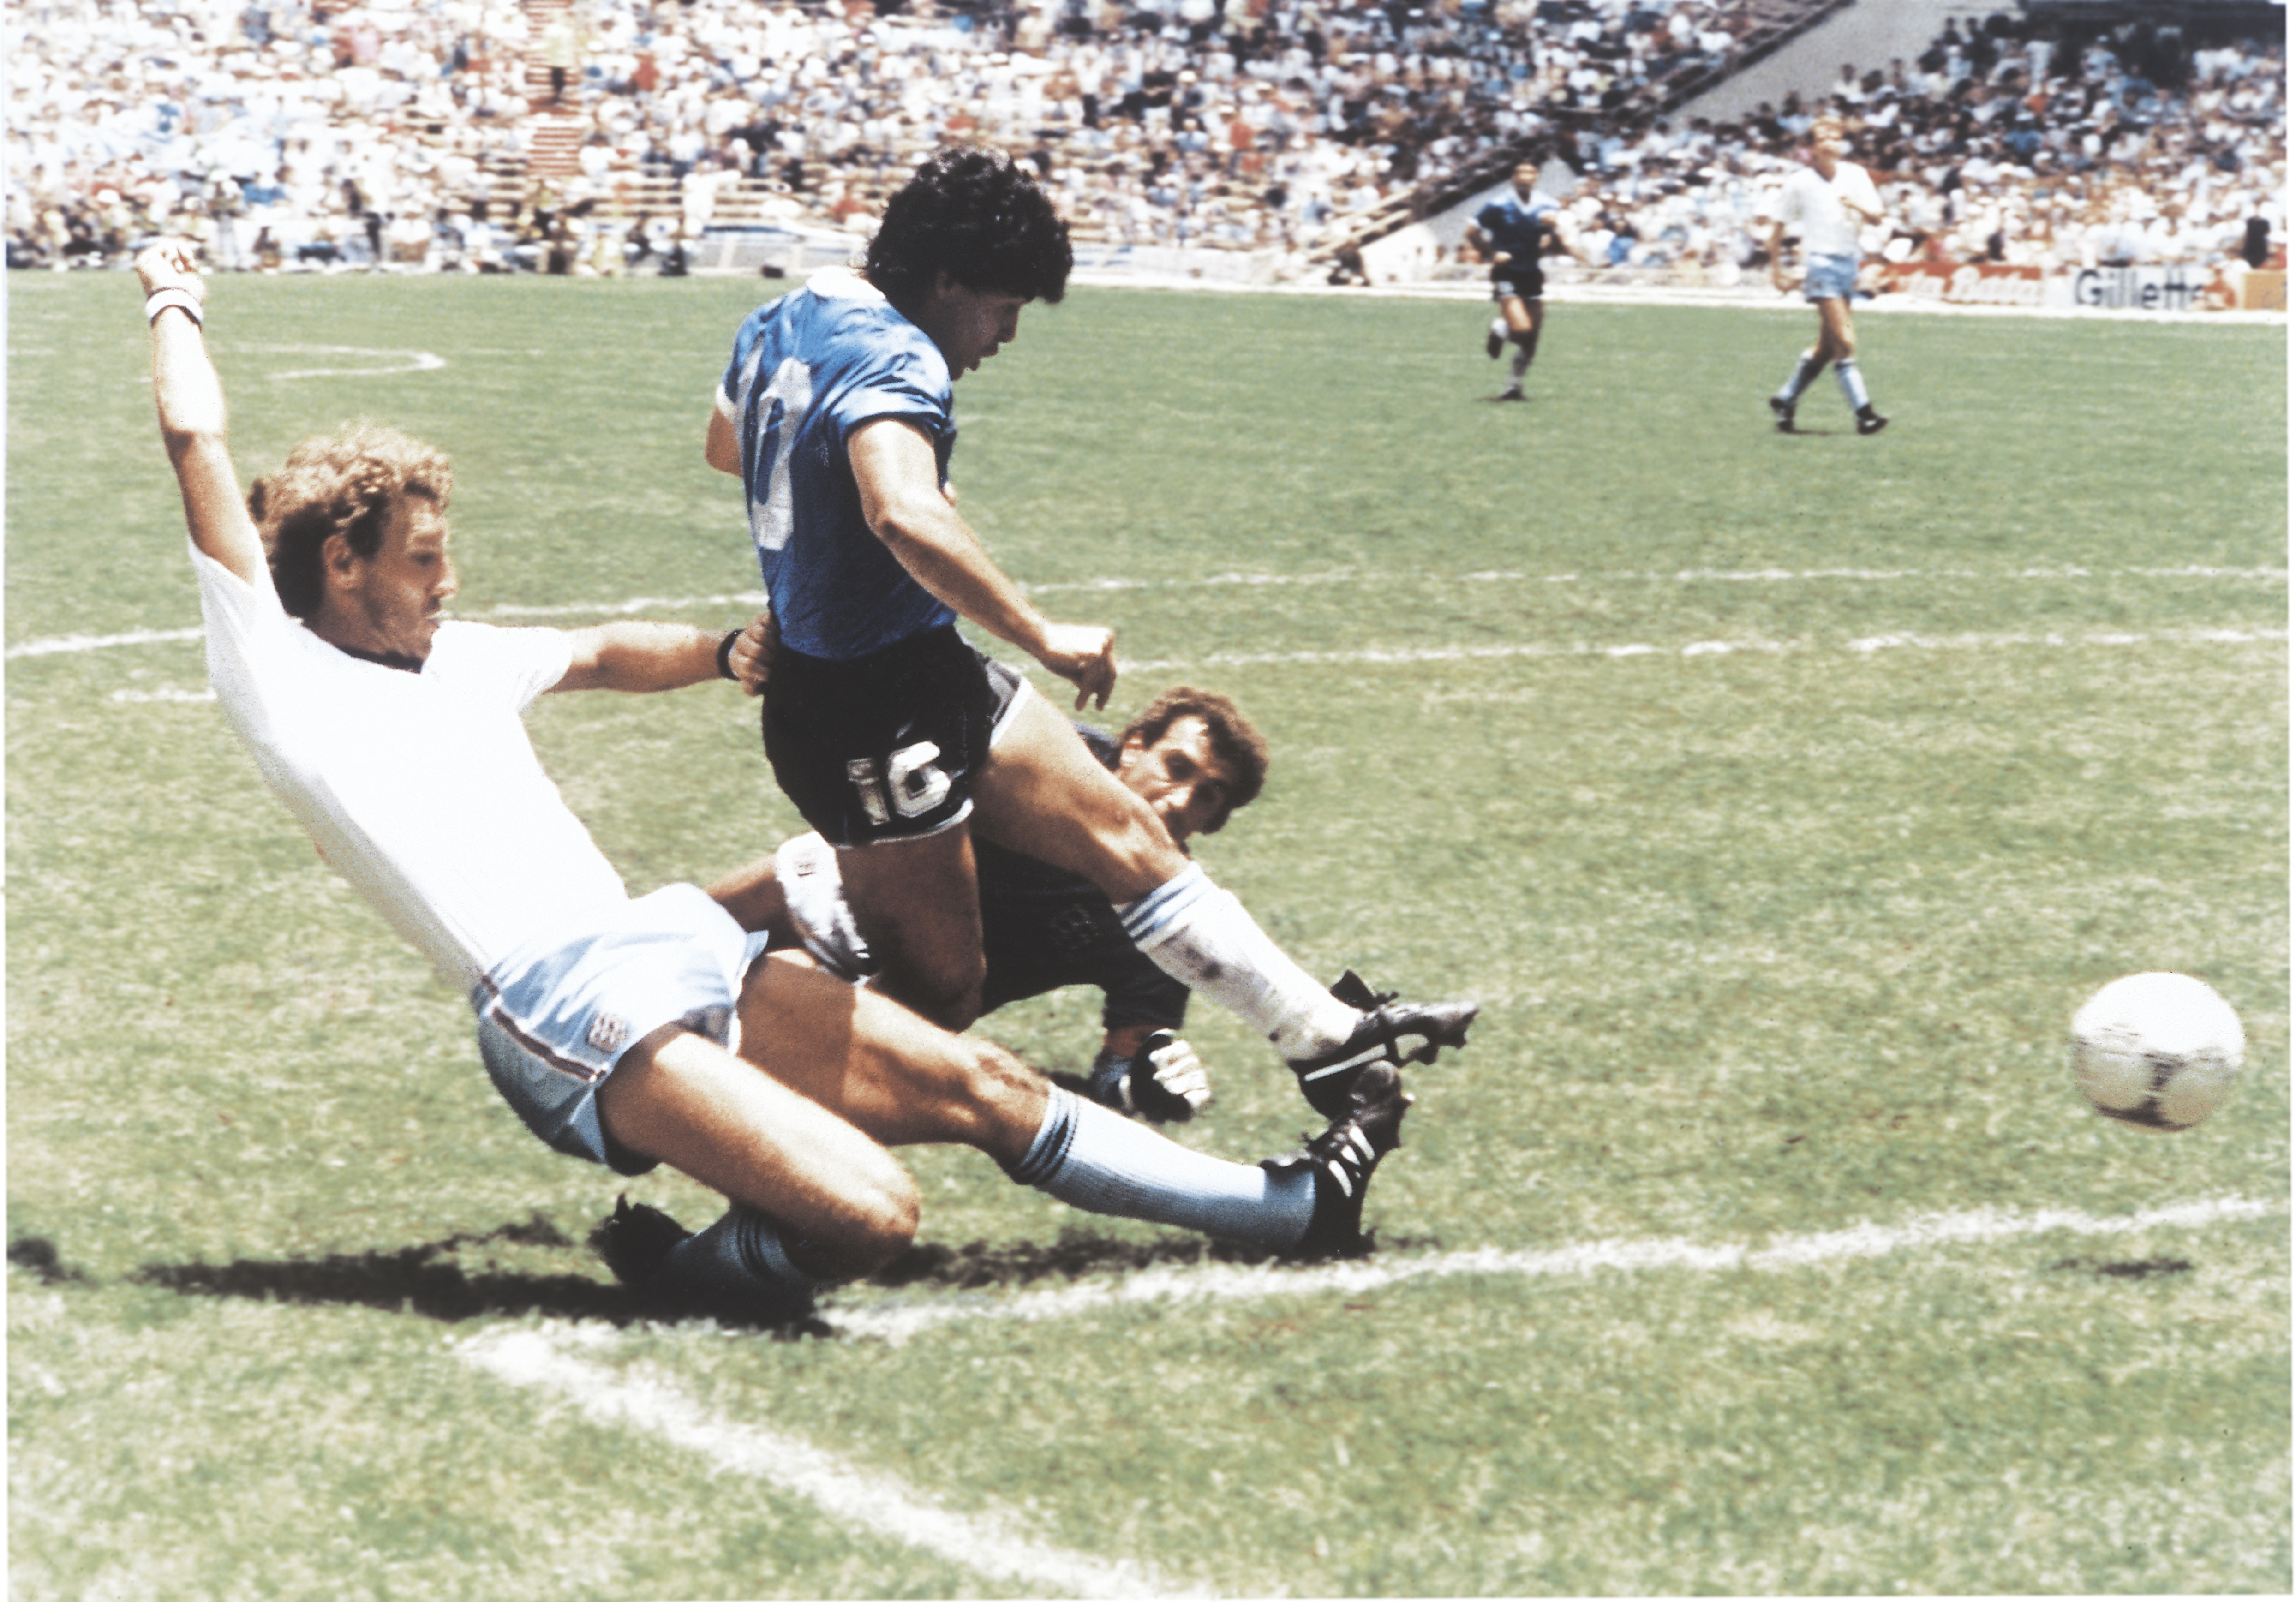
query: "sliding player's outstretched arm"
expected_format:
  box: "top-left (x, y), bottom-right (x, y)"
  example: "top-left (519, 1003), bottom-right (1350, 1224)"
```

top-left (138, 243), bottom-right (264, 587)
top-left (552, 616), bottom-right (750, 694)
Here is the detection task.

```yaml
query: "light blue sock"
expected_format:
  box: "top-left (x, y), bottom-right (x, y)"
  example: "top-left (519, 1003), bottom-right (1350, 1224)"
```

top-left (1775, 350), bottom-right (1820, 403)
top-left (1006, 1086), bottom-right (1315, 1253)
top-left (1835, 358), bottom-right (1871, 410)
top-left (656, 1204), bottom-right (831, 1321)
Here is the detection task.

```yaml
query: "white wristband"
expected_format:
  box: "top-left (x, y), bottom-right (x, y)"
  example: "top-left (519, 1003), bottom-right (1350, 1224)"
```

top-left (145, 287), bottom-right (203, 327)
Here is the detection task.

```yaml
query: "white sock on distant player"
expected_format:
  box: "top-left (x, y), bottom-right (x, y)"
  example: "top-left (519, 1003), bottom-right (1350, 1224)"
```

top-left (656, 1204), bottom-right (833, 1317)
top-left (1118, 862), bottom-right (1361, 1061)
top-left (1005, 1085), bottom-right (1316, 1252)
top-left (1834, 357), bottom-right (1871, 410)
top-left (1775, 349), bottom-right (1821, 403)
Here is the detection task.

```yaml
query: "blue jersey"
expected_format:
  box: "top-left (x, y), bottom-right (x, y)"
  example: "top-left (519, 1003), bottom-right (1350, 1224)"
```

top-left (1474, 191), bottom-right (1559, 263)
top-left (718, 270), bottom-right (958, 661)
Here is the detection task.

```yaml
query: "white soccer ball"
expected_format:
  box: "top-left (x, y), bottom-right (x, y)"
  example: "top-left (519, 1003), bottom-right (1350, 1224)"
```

top-left (2068, 972), bottom-right (2246, 1132)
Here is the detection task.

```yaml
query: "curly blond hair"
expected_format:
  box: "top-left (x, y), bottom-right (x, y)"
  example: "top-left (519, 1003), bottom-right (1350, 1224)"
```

top-left (246, 422), bottom-right (454, 619)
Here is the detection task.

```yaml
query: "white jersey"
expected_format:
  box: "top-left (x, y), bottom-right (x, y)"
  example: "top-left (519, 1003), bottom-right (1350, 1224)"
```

top-left (1772, 161), bottom-right (1881, 259)
top-left (194, 542), bottom-right (632, 991)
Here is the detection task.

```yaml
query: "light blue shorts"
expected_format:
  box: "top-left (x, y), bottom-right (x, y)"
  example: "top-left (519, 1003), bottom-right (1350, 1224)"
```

top-left (1804, 251), bottom-right (1860, 302)
top-left (471, 883), bottom-right (771, 1174)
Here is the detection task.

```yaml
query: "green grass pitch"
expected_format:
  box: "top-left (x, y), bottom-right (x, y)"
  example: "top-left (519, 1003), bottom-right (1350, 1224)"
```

top-left (8, 271), bottom-right (2287, 1597)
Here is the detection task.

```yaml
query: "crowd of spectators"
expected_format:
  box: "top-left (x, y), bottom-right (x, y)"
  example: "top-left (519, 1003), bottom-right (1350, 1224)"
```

top-left (1503, 14), bottom-right (2286, 292)
top-left (6, 0), bottom-right (2284, 286)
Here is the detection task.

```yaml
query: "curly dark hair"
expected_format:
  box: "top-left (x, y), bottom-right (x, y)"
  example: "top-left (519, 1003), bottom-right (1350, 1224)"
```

top-left (1118, 686), bottom-right (1269, 834)
top-left (864, 146), bottom-right (1072, 306)
top-left (246, 422), bottom-right (453, 619)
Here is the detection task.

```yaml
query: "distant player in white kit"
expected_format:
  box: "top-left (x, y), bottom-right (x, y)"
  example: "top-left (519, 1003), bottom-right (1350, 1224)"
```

top-left (1767, 118), bottom-right (1889, 436)
top-left (132, 240), bottom-right (1415, 1328)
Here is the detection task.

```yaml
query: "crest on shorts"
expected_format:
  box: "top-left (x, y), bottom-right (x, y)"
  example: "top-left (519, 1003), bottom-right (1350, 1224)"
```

top-left (586, 1012), bottom-right (631, 1053)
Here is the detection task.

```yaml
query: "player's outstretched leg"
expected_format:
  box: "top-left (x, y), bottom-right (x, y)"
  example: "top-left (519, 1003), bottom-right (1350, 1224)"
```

top-left (1261, 1060), bottom-right (1412, 1260)
top-left (976, 693), bottom-right (1479, 1087)
top-left (741, 954), bottom-right (1411, 1262)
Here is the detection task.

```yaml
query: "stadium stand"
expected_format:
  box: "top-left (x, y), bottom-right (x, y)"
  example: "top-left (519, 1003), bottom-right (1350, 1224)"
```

top-left (5, 0), bottom-right (2283, 290)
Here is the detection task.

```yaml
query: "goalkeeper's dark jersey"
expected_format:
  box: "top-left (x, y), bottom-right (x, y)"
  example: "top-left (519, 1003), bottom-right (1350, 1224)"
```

top-left (976, 725), bottom-right (1190, 1033)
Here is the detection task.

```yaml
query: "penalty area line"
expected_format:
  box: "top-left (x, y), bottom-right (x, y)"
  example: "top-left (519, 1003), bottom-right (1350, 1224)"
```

top-left (1121, 625), bottom-right (2287, 673)
top-left (823, 1194), bottom-right (2282, 1346)
top-left (458, 1328), bottom-right (1211, 1599)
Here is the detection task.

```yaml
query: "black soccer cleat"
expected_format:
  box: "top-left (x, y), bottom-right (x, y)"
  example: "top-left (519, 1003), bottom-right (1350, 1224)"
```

top-left (1289, 970), bottom-right (1477, 1118)
top-left (1856, 407), bottom-right (1889, 436)
top-left (1496, 384), bottom-right (1526, 402)
top-left (1770, 395), bottom-right (1796, 432)
top-left (593, 1194), bottom-right (691, 1287)
top-left (1269, 1060), bottom-right (1411, 1261)
top-left (597, 1198), bottom-right (822, 1329)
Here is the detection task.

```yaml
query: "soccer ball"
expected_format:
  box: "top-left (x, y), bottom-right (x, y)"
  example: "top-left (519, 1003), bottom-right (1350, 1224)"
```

top-left (2067, 972), bottom-right (2246, 1132)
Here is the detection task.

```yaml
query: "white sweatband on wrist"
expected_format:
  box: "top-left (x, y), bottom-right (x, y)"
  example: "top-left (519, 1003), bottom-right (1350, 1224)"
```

top-left (145, 288), bottom-right (203, 327)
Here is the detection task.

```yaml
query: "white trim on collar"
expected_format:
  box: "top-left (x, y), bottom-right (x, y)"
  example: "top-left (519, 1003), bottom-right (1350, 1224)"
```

top-left (807, 266), bottom-right (883, 301)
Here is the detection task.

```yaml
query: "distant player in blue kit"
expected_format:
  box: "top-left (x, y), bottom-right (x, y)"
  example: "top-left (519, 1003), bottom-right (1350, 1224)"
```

top-left (1464, 160), bottom-right (1582, 402)
top-left (703, 147), bottom-right (1477, 1118)
top-left (1767, 118), bottom-right (1889, 436)
top-left (711, 686), bottom-right (1298, 1123)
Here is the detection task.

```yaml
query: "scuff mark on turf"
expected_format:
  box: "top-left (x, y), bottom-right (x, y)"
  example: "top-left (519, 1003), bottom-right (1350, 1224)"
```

top-left (2048, 1255), bottom-right (2196, 1279)
top-left (867, 1223), bottom-right (1442, 1291)
top-left (8, 1237), bottom-right (92, 1285)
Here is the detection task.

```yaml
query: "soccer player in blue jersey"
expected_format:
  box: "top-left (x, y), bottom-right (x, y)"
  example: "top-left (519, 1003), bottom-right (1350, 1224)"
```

top-left (704, 147), bottom-right (1476, 1118)
top-left (1464, 160), bottom-right (1581, 402)
top-left (710, 686), bottom-right (1282, 1123)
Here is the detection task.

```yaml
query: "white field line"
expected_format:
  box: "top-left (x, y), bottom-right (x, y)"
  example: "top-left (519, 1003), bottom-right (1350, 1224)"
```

top-left (8, 625), bottom-right (207, 659)
top-left (823, 1194), bottom-right (2281, 1346)
top-left (10, 566), bottom-right (2282, 660)
top-left (251, 343), bottom-right (449, 380)
top-left (1023, 563), bottom-right (2288, 596)
top-left (1121, 625), bottom-right (2286, 673)
top-left (459, 1327), bottom-right (1206, 1599)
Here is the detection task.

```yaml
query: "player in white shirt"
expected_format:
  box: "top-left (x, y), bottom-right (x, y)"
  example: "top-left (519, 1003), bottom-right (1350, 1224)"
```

top-left (134, 242), bottom-right (1412, 1327)
top-left (1766, 119), bottom-right (1889, 436)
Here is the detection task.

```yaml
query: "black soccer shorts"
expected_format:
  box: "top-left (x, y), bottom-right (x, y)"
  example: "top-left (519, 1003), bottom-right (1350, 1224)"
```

top-left (1491, 265), bottom-right (1544, 302)
top-left (762, 624), bottom-right (1026, 847)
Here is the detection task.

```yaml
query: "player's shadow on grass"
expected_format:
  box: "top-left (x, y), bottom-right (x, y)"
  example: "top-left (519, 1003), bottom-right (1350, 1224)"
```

top-left (111, 1217), bottom-right (645, 1324)
top-left (14, 1220), bottom-right (691, 1327)
top-left (12, 1216), bottom-right (1437, 1332)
